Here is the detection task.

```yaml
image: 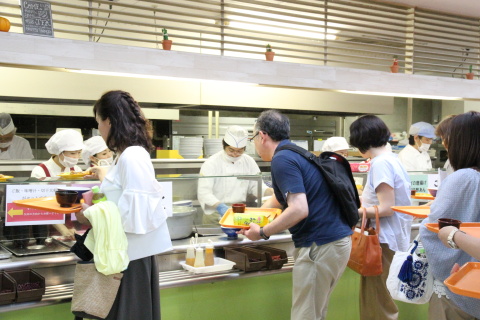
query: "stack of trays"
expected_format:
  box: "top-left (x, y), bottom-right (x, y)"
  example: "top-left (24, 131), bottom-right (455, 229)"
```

top-left (204, 138), bottom-right (223, 157)
top-left (0, 269), bottom-right (45, 304)
top-left (179, 137), bottom-right (204, 159)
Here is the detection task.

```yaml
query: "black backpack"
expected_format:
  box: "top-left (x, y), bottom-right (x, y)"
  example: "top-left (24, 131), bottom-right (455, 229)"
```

top-left (275, 144), bottom-right (360, 228)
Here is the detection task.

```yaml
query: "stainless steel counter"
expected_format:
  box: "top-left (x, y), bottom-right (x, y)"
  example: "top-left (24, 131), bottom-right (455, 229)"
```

top-left (0, 233), bottom-right (294, 313)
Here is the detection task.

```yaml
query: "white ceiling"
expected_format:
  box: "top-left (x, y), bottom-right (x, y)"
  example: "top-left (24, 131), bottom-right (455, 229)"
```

top-left (381, 0), bottom-right (480, 18)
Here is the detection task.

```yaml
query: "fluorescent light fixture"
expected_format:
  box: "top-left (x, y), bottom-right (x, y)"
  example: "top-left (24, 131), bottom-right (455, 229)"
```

top-left (66, 69), bottom-right (258, 85)
top-left (229, 21), bottom-right (336, 40)
top-left (338, 90), bottom-right (461, 100)
top-left (227, 9), bottom-right (338, 40)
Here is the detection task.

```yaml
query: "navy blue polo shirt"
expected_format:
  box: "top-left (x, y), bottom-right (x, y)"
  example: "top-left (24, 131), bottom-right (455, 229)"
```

top-left (271, 140), bottom-right (352, 248)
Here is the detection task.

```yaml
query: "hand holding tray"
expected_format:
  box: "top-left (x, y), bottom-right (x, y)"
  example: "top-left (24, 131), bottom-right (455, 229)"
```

top-left (13, 197), bottom-right (82, 214)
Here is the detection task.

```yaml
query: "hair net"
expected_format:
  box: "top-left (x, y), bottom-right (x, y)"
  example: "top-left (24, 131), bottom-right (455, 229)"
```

top-left (0, 113), bottom-right (15, 135)
top-left (45, 129), bottom-right (85, 155)
top-left (409, 122), bottom-right (436, 139)
top-left (322, 137), bottom-right (349, 152)
top-left (224, 125), bottom-right (248, 148)
top-left (82, 136), bottom-right (108, 166)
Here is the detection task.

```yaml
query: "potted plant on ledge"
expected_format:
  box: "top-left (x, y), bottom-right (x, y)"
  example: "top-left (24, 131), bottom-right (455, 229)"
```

top-left (390, 55), bottom-right (399, 73)
top-left (0, 16), bottom-right (10, 32)
top-left (466, 65), bottom-right (474, 80)
top-left (265, 44), bottom-right (275, 61)
top-left (161, 28), bottom-right (172, 50)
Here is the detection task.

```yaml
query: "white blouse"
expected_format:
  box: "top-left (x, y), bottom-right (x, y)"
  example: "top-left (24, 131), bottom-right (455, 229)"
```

top-left (101, 146), bottom-right (172, 261)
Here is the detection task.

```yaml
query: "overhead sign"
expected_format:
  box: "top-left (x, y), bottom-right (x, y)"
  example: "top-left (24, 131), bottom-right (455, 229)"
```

top-left (21, 0), bottom-right (54, 37)
top-left (5, 184), bottom-right (65, 226)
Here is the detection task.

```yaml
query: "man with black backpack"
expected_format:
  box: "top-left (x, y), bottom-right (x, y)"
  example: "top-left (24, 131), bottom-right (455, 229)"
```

top-left (240, 110), bottom-right (354, 320)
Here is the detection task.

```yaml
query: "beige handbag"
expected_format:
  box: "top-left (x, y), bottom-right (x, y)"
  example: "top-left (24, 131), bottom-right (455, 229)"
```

top-left (71, 262), bottom-right (123, 319)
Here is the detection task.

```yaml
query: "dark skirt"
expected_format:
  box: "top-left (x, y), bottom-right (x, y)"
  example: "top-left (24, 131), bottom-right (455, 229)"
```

top-left (105, 256), bottom-right (160, 320)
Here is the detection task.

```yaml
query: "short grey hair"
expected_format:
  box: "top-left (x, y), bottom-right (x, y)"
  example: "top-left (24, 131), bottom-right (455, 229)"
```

top-left (255, 110), bottom-right (290, 142)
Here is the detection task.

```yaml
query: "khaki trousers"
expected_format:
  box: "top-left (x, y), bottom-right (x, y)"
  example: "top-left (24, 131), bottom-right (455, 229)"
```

top-left (291, 236), bottom-right (351, 320)
top-left (360, 243), bottom-right (398, 320)
top-left (429, 294), bottom-right (478, 320)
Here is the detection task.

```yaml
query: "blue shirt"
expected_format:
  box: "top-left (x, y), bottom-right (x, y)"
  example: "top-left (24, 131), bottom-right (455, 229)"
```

top-left (271, 140), bottom-right (352, 248)
top-left (420, 168), bottom-right (480, 318)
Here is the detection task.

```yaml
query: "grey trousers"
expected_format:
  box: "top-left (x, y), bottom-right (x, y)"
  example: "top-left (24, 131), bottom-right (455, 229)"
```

top-left (291, 236), bottom-right (351, 320)
top-left (360, 243), bottom-right (398, 320)
top-left (429, 294), bottom-right (479, 320)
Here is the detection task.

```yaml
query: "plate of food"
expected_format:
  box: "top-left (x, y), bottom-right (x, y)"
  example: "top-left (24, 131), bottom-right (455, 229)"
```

top-left (220, 207), bottom-right (282, 229)
top-left (58, 171), bottom-right (89, 179)
top-left (0, 174), bottom-right (14, 182)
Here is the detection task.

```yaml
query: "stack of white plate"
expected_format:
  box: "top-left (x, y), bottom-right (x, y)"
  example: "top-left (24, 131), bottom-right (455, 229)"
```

top-left (179, 137), bottom-right (204, 159)
top-left (204, 138), bottom-right (223, 157)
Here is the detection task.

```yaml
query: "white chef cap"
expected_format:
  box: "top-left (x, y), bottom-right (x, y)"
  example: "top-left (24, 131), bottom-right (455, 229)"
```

top-left (82, 136), bottom-right (108, 166)
top-left (45, 129), bottom-right (85, 155)
top-left (322, 137), bottom-right (349, 152)
top-left (409, 122), bottom-right (436, 139)
top-left (224, 125), bottom-right (248, 148)
top-left (0, 113), bottom-right (15, 135)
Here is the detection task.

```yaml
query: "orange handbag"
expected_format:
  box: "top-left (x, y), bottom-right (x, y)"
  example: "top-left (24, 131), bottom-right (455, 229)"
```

top-left (348, 206), bottom-right (383, 276)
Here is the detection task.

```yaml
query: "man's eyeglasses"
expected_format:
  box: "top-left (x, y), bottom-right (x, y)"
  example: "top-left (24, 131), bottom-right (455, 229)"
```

top-left (249, 131), bottom-right (259, 142)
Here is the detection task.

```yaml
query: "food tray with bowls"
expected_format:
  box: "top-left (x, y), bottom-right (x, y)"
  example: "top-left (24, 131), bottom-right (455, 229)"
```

top-left (13, 197), bottom-right (82, 214)
top-left (179, 258), bottom-right (235, 274)
top-left (391, 206), bottom-right (430, 218)
top-left (444, 262), bottom-right (480, 299)
top-left (411, 193), bottom-right (435, 200)
top-left (425, 223), bottom-right (480, 238)
top-left (219, 207), bottom-right (282, 229)
top-left (0, 175), bottom-right (14, 182)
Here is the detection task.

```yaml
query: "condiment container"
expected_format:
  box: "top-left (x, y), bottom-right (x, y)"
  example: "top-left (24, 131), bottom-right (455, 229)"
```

top-left (193, 247), bottom-right (205, 268)
top-left (185, 246), bottom-right (195, 266)
top-left (205, 240), bottom-right (214, 266)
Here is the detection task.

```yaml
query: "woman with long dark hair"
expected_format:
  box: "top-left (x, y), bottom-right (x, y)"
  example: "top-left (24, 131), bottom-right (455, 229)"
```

top-left (420, 111), bottom-right (480, 319)
top-left (77, 90), bottom-right (171, 320)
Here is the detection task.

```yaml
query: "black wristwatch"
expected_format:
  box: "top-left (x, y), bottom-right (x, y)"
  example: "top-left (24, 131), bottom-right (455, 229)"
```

top-left (259, 227), bottom-right (270, 240)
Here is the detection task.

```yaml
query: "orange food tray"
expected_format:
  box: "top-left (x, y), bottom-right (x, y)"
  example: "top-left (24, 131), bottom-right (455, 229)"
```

top-left (411, 193), bottom-right (434, 200)
top-left (220, 207), bottom-right (282, 229)
top-left (391, 206), bottom-right (430, 218)
top-left (425, 223), bottom-right (480, 238)
top-left (13, 197), bottom-right (82, 214)
top-left (58, 172), bottom-right (88, 179)
top-left (444, 262), bottom-right (480, 299)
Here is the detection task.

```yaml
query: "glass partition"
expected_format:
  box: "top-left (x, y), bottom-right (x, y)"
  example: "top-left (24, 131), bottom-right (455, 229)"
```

top-left (0, 173), bottom-right (270, 257)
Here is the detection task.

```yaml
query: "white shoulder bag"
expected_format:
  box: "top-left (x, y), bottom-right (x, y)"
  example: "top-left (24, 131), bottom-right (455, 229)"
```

top-left (386, 237), bottom-right (433, 304)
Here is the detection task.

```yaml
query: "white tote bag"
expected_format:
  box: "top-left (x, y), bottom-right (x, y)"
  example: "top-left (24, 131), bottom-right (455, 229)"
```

top-left (386, 238), bottom-right (433, 304)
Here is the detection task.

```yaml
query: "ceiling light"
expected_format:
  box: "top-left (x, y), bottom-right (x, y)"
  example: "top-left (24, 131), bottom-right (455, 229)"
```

top-left (338, 90), bottom-right (462, 100)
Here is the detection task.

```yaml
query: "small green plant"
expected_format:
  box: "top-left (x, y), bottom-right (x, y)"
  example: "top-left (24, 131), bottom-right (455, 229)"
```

top-left (162, 28), bottom-right (169, 40)
top-left (469, 64), bottom-right (473, 73)
top-left (266, 44), bottom-right (272, 52)
top-left (393, 55), bottom-right (398, 65)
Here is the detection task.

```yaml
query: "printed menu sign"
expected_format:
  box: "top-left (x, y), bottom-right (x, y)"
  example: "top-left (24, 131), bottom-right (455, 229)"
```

top-left (21, 0), bottom-right (54, 37)
top-left (5, 184), bottom-right (65, 226)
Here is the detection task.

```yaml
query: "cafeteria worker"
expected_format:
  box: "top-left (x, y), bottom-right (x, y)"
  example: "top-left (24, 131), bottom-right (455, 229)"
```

top-left (197, 125), bottom-right (271, 224)
top-left (30, 129), bottom-right (85, 238)
top-left (31, 129), bottom-right (85, 178)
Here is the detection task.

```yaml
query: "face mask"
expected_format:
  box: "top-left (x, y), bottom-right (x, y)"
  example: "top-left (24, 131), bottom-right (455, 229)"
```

top-left (224, 152), bottom-right (241, 163)
top-left (59, 153), bottom-right (79, 168)
top-left (418, 143), bottom-right (431, 153)
top-left (97, 157), bottom-right (114, 166)
top-left (0, 141), bottom-right (12, 148)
